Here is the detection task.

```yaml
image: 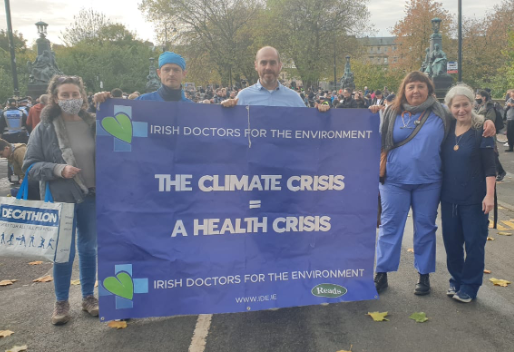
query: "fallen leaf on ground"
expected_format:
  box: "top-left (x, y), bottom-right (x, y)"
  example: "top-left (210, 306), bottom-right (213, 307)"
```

top-left (28, 261), bottom-right (43, 265)
top-left (0, 330), bottom-right (14, 338)
top-left (336, 345), bottom-right (352, 352)
top-left (407, 248), bottom-right (414, 253)
top-left (489, 278), bottom-right (511, 287)
top-left (409, 312), bottom-right (428, 323)
top-left (0, 280), bottom-right (17, 286)
top-left (484, 269), bottom-right (492, 274)
top-left (5, 345), bottom-right (27, 352)
top-left (107, 321), bottom-right (127, 329)
top-left (33, 275), bottom-right (53, 283)
top-left (487, 237), bottom-right (495, 241)
top-left (367, 311), bottom-right (389, 322)
top-left (70, 280), bottom-right (81, 286)
top-left (497, 232), bottom-right (512, 236)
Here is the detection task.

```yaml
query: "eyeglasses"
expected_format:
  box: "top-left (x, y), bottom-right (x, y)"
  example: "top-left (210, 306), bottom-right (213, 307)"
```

top-left (56, 76), bottom-right (80, 83)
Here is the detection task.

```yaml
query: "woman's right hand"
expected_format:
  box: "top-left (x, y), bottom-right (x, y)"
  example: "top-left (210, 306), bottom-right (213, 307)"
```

top-left (93, 92), bottom-right (111, 105)
top-left (61, 165), bottom-right (81, 179)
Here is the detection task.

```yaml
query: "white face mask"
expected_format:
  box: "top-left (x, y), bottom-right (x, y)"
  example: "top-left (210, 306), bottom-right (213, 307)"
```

top-left (58, 98), bottom-right (83, 115)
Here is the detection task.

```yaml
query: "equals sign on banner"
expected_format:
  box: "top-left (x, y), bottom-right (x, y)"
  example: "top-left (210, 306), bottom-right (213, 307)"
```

top-left (249, 200), bottom-right (261, 209)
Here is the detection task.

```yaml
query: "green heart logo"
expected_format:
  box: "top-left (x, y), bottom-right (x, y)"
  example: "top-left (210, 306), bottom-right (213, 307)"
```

top-left (101, 113), bottom-right (133, 143)
top-left (103, 272), bottom-right (134, 300)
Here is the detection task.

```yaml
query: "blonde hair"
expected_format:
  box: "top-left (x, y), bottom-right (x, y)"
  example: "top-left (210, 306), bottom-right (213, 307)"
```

top-left (444, 84), bottom-right (484, 129)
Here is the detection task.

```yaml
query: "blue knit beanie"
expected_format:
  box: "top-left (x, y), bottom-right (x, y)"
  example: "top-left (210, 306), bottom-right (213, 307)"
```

top-left (159, 51), bottom-right (186, 70)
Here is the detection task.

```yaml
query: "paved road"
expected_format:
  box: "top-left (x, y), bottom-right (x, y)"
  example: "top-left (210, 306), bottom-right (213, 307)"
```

top-left (1, 144), bottom-right (514, 352)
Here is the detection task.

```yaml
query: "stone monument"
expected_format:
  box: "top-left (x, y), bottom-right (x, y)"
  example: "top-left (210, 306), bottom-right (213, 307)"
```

top-left (340, 56), bottom-right (355, 91)
top-left (146, 57), bottom-right (161, 92)
top-left (26, 22), bottom-right (63, 99)
top-left (419, 18), bottom-right (453, 97)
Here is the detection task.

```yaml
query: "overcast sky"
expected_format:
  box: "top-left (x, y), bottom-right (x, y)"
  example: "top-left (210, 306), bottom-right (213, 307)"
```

top-left (0, 0), bottom-right (506, 46)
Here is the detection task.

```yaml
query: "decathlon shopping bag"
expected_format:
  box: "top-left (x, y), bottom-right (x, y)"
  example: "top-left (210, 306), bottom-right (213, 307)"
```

top-left (0, 166), bottom-right (74, 263)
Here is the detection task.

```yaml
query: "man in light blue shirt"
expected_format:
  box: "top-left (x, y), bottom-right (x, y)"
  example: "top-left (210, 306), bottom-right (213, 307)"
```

top-left (222, 46), bottom-right (329, 112)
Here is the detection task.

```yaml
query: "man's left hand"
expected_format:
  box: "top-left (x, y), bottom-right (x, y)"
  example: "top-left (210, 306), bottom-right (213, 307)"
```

top-left (483, 119), bottom-right (496, 137)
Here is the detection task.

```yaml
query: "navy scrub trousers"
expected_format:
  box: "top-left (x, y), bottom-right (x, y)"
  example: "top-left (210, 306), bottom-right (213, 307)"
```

top-left (440, 201), bottom-right (489, 298)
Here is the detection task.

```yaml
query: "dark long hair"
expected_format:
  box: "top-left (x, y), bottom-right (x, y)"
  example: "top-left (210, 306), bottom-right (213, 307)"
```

top-left (391, 71), bottom-right (435, 113)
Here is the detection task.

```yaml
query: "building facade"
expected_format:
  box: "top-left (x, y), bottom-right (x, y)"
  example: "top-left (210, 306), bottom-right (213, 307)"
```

top-left (357, 37), bottom-right (399, 66)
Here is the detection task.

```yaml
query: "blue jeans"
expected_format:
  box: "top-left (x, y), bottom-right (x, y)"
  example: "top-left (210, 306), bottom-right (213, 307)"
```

top-left (376, 181), bottom-right (441, 274)
top-left (441, 201), bottom-right (488, 298)
top-left (54, 195), bottom-right (97, 301)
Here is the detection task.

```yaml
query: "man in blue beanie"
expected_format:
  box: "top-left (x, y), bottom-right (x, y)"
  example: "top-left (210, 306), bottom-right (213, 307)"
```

top-left (94, 51), bottom-right (192, 104)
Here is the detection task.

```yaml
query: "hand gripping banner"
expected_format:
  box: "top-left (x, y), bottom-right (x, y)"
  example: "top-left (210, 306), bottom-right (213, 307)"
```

top-left (96, 100), bottom-right (380, 321)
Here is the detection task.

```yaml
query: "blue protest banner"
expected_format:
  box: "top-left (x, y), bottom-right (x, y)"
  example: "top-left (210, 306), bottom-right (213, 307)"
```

top-left (96, 100), bottom-right (380, 321)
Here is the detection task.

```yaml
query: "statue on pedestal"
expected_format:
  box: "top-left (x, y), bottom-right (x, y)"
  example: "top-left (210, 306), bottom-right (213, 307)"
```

top-left (27, 22), bottom-right (63, 98)
top-left (340, 56), bottom-right (355, 91)
top-left (146, 58), bottom-right (161, 92)
top-left (430, 44), bottom-right (448, 77)
top-left (28, 50), bottom-right (62, 84)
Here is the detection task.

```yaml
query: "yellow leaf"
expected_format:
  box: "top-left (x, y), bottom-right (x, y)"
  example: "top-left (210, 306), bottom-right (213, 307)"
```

top-left (108, 321), bottom-right (127, 329)
top-left (70, 280), bottom-right (81, 286)
top-left (336, 345), bottom-right (352, 352)
top-left (33, 275), bottom-right (53, 283)
top-left (497, 232), bottom-right (512, 236)
top-left (487, 237), bottom-right (495, 241)
top-left (489, 278), bottom-right (512, 287)
top-left (407, 248), bottom-right (414, 253)
top-left (28, 261), bottom-right (43, 265)
top-left (367, 311), bottom-right (389, 321)
top-left (0, 280), bottom-right (17, 286)
top-left (484, 269), bottom-right (492, 274)
top-left (0, 330), bottom-right (15, 338)
top-left (5, 345), bottom-right (27, 352)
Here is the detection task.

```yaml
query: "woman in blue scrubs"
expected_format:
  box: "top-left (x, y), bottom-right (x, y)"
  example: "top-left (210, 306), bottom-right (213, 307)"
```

top-left (441, 85), bottom-right (496, 303)
top-left (374, 71), bottom-right (450, 295)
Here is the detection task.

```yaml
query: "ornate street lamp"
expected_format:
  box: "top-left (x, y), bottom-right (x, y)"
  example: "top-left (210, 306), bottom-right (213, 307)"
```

top-left (35, 21), bottom-right (48, 37)
top-left (431, 18), bottom-right (441, 34)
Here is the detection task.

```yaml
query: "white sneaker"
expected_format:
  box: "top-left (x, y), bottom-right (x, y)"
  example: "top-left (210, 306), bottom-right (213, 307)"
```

top-left (504, 142), bottom-right (509, 147)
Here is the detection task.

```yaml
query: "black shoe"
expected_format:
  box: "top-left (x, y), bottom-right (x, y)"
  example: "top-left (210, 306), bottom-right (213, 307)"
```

top-left (414, 273), bottom-right (430, 295)
top-left (374, 272), bottom-right (388, 293)
top-left (497, 172), bottom-right (507, 182)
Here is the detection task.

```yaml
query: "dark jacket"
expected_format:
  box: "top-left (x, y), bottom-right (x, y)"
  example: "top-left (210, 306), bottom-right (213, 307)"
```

top-left (336, 97), bottom-right (357, 109)
top-left (355, 99), bottom-right (369, 109)
top-left (23, 106), bottom-right (95, 203)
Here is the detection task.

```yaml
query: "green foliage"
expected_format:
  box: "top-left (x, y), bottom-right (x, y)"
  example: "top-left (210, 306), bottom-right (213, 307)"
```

top-left (264, 0), bottom-right (370, 89)
top-left (54, 39), bottom-right (154, 94)
top-left (351, 61), bottom-right (405, 93)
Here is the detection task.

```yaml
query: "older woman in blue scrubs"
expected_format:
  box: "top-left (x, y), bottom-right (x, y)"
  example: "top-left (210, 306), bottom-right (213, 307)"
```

top-left (371, 72), bottom-right (495, 296)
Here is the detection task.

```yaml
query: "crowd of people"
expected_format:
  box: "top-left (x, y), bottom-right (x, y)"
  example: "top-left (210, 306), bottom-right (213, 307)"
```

top-left (0, 45), bottom-right (512, 325)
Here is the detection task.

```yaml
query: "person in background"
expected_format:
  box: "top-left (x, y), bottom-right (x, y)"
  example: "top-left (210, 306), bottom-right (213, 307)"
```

top-left (110, 88), bottom-right (123, 98)
top-left (475, 89), bottom-right (506, 181)
top-left (441, 84), bottom-right (496, 303)
top-left (17, 97), bottom-right (32, 115)
top-left (336, 88), bottom-right (357, 109)
top-left (372, 90), bottom-right (385, 106)
top-left (23, 75), bottom-right (98, 325)
top-left (354, 91), bottom-right (368, 109)
top-left (0, 138), bottom-right (39, 199)
top-left (504, 89), bottom-right (514, 152)
top-left (0, 98), bottom-right (28, 143)
top-left (26, 94), bottom-right (48, 133)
